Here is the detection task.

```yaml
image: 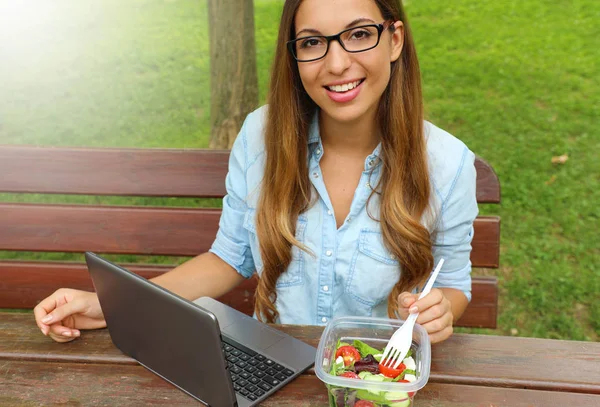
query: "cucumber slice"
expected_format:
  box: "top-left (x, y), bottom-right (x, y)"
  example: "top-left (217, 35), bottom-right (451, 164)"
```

top-left (363, 374), bottom-right (385, 382)
top-left (385, 391), bottom-right (409, 401)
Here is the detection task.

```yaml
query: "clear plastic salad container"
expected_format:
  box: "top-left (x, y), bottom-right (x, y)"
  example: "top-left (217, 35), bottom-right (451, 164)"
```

top-left (315, 316), bottom-right (431, 407)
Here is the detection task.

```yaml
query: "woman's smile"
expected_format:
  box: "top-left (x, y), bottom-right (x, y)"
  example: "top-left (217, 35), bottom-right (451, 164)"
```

top-left (324, 78), bottom-right (365, 103)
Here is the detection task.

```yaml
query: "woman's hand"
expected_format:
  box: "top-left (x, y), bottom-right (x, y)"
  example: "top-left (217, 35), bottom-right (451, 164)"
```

top-left (397, 288), bottom-right (454, 344)
top-left (33, 289), bottom-right (106, 343)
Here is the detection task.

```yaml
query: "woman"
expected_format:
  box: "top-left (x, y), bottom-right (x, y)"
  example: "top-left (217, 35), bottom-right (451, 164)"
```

top-left (34, 0), bottom-right (478, 345)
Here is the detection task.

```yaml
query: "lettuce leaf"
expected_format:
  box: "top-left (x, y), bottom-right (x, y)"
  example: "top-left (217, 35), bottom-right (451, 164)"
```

top-left (352, 339), bottom-right (383, 358)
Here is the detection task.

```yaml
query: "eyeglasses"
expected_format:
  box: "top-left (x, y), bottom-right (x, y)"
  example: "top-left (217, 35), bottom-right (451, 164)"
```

top-left (287, 21), bottom-right (395, 62)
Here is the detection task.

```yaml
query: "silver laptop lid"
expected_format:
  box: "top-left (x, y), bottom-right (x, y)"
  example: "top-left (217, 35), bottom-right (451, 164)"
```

top-left (85, 252), bottom-right (238, 407)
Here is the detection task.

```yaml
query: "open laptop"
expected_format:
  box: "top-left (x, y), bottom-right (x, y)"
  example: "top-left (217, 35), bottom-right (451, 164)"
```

top-left (85, 252), bottom-right (316, 407)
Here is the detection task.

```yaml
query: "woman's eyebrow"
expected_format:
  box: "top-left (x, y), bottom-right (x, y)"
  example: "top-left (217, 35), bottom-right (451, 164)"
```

top-left (296, 17), bottom-right (376, 37)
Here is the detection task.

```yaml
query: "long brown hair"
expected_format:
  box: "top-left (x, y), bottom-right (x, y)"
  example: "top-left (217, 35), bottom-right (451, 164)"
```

top-left (254, 0), bottom-right (433, 322)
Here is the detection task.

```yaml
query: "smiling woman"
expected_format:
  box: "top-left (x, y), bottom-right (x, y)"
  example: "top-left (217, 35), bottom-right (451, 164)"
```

top-left (34, 0), bottom-right (478, 349)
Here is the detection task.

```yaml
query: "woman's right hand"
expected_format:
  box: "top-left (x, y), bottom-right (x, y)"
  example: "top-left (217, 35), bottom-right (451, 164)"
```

top-left (33, 289), bottom-right (106, 343)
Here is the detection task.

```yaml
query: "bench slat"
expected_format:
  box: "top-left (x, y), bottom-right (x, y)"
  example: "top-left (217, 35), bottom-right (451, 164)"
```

top-left (470, 216), bottom-right (500, 268)
top-left (0, 147), bottom-right (230, 198)
top-left (0, 146), bottom-right (500, 203)
top-left (474, 158), bottom-right (500, 203)
top-left (0, 261), bottom-right (496, 328)
top-left (0, 203), bottom-right (220, 257)
top-left (0, 203), bottom-right (500, 267)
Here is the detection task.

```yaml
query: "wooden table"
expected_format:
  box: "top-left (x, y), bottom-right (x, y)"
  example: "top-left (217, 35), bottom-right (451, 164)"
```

top-left (1, 312), bottom-right (599, 406)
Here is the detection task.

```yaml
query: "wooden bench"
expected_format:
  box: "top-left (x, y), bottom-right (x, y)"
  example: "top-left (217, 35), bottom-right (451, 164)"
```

top-left (0, 146), bottom-right (501, 328)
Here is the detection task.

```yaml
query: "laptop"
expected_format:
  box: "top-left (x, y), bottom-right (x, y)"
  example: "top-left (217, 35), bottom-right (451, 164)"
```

top-left (85, 252), bottom-right (316, 407)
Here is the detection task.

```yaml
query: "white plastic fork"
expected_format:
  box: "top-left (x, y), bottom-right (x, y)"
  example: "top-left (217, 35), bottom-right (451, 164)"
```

top-left (380, 258), bottom-right (445, 369)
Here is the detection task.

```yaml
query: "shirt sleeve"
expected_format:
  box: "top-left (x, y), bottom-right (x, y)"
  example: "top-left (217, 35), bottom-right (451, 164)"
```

top-left (209, 118), bottom-right (256, 278)
top-left (431, 148), bottom-right (479, 302)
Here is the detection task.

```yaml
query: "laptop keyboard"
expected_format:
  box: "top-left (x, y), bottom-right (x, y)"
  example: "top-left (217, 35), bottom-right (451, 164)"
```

top-left (221, 337), bottom-right (295, 402)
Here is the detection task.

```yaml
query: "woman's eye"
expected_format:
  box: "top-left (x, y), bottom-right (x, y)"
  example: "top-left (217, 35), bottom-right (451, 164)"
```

top-left (350, 30), bottom-right (372, 40)
top-left (300, 38), bottom-right (324, 48)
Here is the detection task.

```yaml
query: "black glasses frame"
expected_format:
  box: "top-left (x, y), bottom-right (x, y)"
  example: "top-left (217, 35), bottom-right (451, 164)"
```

top-left (287, 21), bottom-right (395, 62)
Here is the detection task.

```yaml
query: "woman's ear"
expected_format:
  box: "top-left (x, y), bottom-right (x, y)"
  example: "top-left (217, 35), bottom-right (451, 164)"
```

top-left (390, 20), bottom-right (404, 63)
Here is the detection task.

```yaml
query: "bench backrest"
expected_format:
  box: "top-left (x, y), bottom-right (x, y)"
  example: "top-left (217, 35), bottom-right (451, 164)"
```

top-left (0, 146), bottom-right (500, 327)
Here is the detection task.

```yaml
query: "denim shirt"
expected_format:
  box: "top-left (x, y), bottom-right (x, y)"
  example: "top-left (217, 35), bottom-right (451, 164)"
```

top-left (210, 106), bottom-right (478, 325)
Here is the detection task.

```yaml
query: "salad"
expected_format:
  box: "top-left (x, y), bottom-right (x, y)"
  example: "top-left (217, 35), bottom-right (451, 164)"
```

top-left (327, 339), bottom-right (418, 407)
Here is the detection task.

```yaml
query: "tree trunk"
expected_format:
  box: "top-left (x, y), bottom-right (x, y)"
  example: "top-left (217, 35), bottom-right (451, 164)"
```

top-left (207, 0), bottom-right (258, 149)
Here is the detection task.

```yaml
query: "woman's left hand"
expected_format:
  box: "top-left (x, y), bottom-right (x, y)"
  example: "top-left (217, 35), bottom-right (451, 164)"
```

top-left (397, 288), bottom-right (454, 344)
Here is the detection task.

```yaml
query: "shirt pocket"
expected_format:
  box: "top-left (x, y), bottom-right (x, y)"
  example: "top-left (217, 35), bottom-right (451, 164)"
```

top-left (346, 229), bottom-right (400, 306)
top-left (242, 209), bottom-right (307, 288)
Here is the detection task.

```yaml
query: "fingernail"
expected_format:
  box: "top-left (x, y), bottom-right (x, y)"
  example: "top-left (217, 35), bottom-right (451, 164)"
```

top-left (74, 330), bottom-right (80, 337)
top-left (409, 306), bottom-right (418, 314)
top-left (62, 331), bottom-right (72, 337)
top-left (42, 315), bottom-right (52, 323)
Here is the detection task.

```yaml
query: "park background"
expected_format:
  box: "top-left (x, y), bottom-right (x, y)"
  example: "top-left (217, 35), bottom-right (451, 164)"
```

top-left (0, 0), bottom-right (597, 341)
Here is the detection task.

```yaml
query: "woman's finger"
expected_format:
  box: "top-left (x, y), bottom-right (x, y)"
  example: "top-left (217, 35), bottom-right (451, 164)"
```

top-left (419, 312), bottom-right (453, 335)
top-left (48, 323), bottom-right (80, 342)
top-left (396, 292), bottom-right (418, 320)
top-left (428, 325), bottom-right (454, 344)
top-left (407, 288), bottom-right (443, 314)
top-left (398, 292), bottom-right (418, 308)
top-left (33, 292), bottom-right (63, 335)
top-left (415, 303), bottom-right (447, 325)
top-left (40, 298), bottom-right (87, 327)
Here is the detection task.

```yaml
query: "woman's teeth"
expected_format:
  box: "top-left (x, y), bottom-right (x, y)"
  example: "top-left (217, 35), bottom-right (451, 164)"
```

top-left (327, 80), bottom-right (362, 93)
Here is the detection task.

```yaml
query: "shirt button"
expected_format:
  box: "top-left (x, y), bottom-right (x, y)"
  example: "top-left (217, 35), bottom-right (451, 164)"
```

top-left (313, 172), bottom-right (319, 178)
top-left (321, 317), bottom-right (328, 323)
top-left (325, 250), bottom-right (333, 256)
top-left (368, 160), bottom-right (374, 167)
top-left (366, 182), bottom-right (370, 188)
top-left (346, 217), bottom-right (352, 223)
top-left (316, 149), bottom-right (322, 155)
top-left (327, 209), bottom-right (333, 216)
top-left (323, 285), bottom-right (329, 292)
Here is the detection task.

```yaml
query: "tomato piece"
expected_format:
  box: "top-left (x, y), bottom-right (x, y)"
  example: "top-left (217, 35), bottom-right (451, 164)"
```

top-left (340, 371), bottom-right (360, 379)
top-left (378, 361), bottom-right (406, 378)
top-left (335, 345), bottom-right (361, 366)
top-left (399, 379), bottom-right (416, 397)
top-left (354, 401), bottom-right (375, 407)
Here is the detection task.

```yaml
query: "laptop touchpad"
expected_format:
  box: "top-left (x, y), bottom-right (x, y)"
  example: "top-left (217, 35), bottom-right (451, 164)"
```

top-left (222, 318), bottom-right (285, 350)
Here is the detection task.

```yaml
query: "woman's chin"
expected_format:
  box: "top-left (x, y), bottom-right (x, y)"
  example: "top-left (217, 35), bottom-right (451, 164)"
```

top-left (319, 104), bottom-right (372, 126)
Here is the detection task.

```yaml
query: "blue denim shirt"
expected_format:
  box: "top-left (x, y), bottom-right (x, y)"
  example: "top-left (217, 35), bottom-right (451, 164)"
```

top-left (210, 106), bottom-right (478, 325)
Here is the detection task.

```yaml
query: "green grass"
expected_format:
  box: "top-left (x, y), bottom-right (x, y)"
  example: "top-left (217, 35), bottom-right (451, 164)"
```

top-left (0, 0), bottom-right (598, 340)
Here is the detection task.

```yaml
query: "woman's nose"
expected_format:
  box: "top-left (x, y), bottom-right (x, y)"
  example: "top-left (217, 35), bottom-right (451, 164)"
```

top-left (324, 40), bottom-right (351, 75)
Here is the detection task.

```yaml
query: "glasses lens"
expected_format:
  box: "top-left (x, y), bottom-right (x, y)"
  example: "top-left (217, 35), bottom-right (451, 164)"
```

top-left (340, 25), bottom-right (380, 52)
top-left (294, 36), bottom-right (328, 61)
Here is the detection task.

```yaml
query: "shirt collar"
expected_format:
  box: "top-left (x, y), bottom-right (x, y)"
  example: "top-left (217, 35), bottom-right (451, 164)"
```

top-left (307, 111), bottom-right (323, 161)
top-left (307, 111), bottom-right (320, 145)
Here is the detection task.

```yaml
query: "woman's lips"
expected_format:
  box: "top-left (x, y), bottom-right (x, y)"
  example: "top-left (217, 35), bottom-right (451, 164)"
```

top-left (324, 79), bottom-right (364, 103)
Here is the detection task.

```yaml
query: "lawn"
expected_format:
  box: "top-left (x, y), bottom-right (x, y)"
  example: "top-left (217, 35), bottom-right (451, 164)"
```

top-left (0, 0), bottom-right (598, 340)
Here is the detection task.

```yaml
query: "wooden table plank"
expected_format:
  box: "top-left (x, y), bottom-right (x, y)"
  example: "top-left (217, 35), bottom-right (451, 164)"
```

top-left (415, 383), bottom-right (600, 407)
top-left (0, 360), bottom-right (326, 406)
top-left (2, 313), bottom-right (600, 395)
top-left (2, 360), bottom-right (599, 407)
